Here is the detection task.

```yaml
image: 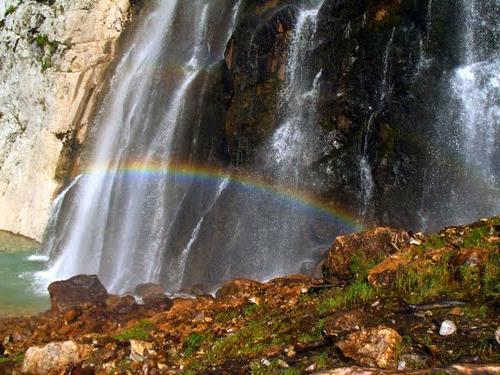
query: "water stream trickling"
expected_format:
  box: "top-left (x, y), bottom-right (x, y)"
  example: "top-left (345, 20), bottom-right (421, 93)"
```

top-left (359, 27), bottom-right (395, 220)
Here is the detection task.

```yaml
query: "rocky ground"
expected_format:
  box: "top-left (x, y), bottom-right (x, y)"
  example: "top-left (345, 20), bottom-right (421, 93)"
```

top-left (0, 217), bottom-right (498, 374)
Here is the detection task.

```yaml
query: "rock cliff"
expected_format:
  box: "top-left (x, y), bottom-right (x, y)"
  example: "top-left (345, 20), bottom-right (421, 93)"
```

top-left (0, 0), bottom-right (130, 240)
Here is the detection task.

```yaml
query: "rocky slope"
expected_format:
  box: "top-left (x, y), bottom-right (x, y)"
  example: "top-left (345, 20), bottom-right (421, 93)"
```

top-left (0, 217), bottom-right (498, 374)
top-left (0, 0), bottom-right (130, 240)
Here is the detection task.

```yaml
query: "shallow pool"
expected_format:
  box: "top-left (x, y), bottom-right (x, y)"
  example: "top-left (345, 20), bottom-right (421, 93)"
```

top-left (0, 231), bottom-right (49, 317)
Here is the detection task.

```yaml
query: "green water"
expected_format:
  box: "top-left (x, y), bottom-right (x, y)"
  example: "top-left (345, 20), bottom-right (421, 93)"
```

top-left (0, 231), bottom-right (49, 317)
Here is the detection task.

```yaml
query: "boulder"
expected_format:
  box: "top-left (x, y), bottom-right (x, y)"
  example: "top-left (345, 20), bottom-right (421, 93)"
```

top-left (105, 295), bottom-right (138, 314)
top-left (129, 339), bottom-right (153, 362)
top-left (336, 326), bottom-right (402, 369)
top-left (22, 340), bottom-right (92, 374)
top-left (48, 275), bottom-right (109, 312)
top-left (142, 294), bottom-right (173, 310)
top-left (216, 278), bottom-right (264, 299)
top-left (323, 310), bottom-right (365, 338)
top-left (323, 228), bottom-right (411, 285)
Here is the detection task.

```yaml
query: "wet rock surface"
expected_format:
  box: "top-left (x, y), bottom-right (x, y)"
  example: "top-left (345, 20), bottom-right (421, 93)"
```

top-left (0, 217), bottom-right (498, 374)
top-left (48, 275), bottom-right (109, 312)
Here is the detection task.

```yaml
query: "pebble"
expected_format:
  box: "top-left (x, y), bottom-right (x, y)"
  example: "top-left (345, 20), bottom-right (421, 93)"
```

top-left (495, 327), bottom-right (500, 345)
top-left (439, 320), bottom-right (457, 336)
top-left (306, 364), bottom-right (317, 372)
top-left (398, 360), bottom-right (406, 370)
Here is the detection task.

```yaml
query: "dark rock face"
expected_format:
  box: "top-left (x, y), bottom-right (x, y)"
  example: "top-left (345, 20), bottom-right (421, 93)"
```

top-left (48, 275), bottom-right (109, 312)
top-left (216, 0), bottom-right (477, 230)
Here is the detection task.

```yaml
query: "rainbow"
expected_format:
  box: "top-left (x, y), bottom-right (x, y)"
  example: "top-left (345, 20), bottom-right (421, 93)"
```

top-left (82, 160), bottom-right (363, 231)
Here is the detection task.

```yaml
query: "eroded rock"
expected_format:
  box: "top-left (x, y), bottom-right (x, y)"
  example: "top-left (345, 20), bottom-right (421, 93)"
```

top-left (336, 326), bottom-right (402, 369)
top-left (323, 228), bottom-right (410, 285)
top-left (323, 310), bottom-right (365, 337)
top-left (22, 340), bottom-right (92, 374)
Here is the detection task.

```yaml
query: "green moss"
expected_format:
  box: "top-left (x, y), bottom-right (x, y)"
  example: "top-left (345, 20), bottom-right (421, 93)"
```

top-left (5, 5), bottom-right (17, 16)
top-left (113, 320), bottom-right (155, 342)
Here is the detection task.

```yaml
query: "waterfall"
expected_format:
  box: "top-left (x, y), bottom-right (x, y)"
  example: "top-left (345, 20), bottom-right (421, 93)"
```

top-left (420, 0), bottom-right (500, 228)
top-left (454, 0), bottom-right (499, 185)
top-left (264, 3), bottom-right (325, 187)
top-left (37, 0), bottom-right (246, 294)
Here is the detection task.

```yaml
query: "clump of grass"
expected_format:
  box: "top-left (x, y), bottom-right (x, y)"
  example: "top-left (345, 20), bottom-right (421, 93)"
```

top-left (243, 303), bottom-right (262, 317)
top-left (318, 281), bottom-right (377, 314)
top-left (183, 332), bottom-right (206, 356)
top-left (349, 252), bottom-right (381, 283)
top-left (0, 353), bottom-right (24, 365)
top-left (483, 252), bottom-right (500, 297)
top-left (297, 319), bottom-right (325, 344)
top-left (421, 235), bottom-right (447, 250)
top-left (393, 250), bottom-right (456, 303)
top-left (463, 226), bottom-right (490, 248)
top-left (215, 309), bottom-right (238, 323)
top-left (113, 319), bottom-right (155, 341)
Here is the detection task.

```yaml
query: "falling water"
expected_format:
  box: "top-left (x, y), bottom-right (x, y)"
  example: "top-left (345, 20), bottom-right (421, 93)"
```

top-left (359, 28), bottom-right (395, 219)
top-left (264, 2), bottom-right (325, 187)
top-left (37, 0), bottom-right (246, 294)
top-left (453, 0), bottom-right (499, 185)
top-left (420, 0), bottom-right (500, 228)
top-left (36, 0), bottom-right (347, 295)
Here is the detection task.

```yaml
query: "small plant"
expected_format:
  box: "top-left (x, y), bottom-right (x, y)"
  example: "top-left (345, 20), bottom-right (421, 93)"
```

top-left (0, 353), bottom-right (24, 365)
top-left (5, 5), bottom-right (17, 16)
top-left (113, 319), bottom-right (154, 341)
top-left (183, 333), bottom-right (206, 356)
top-left (244, 303), bottom-right (261, 317)
top-left (215, 309), bottom-right (238, 322)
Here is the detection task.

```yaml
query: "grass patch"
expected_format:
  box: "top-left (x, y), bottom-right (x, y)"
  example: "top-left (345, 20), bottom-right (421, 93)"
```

top-left (483, 252), bottom-right (500, 297)
top-left (183, 333), bottom-right (206, 356)
top-left (244, 303), bottom-right (262, 317)
top-left (421, 235), bottom-right (447, 250)
top-left (318, 281), bottom-right (376, 314)
top-left (393, 251), bottom-right (456, 303)
top-left (463, 226), bottom-right (490, 248)
top-left (0, 353), bottom-right (24, 365)
top-left (349, 252), bottom-right (381, 283)
top-left (113, 320), bottom-right (155, 342)
top-left (215, 309), bottom-right (238, 323)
